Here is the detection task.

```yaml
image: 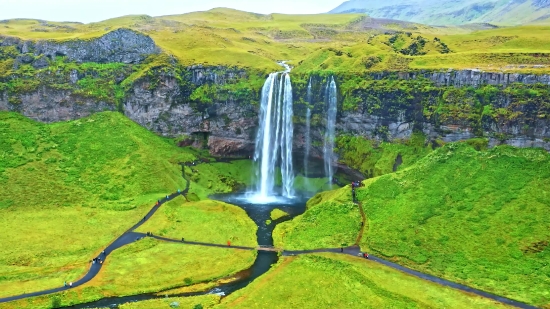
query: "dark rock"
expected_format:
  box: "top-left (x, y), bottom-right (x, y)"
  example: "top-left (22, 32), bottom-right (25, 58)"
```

top-left (31, 55), bottom-right (49, 69)
top-left (1, 28), bottom-right (159, 64)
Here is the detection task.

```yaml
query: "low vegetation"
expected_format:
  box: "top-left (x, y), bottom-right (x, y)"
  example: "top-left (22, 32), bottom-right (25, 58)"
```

top-left (218, 253), bottom-right (511, 308)
top-left (136, 196), bottom-right (257, 247)
top-left (296, 142), bottom-right (550, 307)
top-left (0, 111), bottom-right (252, 299)
top-left (2, 9), bottom-right (550, 73)
top-left (118, 295), bottom-right (221, 309)
top-left (273, 199), bottom-right (361, 250)
top-left (270, 209), bottom-right (289, 221)
top-left (2, 239), bottom-right (254, 309)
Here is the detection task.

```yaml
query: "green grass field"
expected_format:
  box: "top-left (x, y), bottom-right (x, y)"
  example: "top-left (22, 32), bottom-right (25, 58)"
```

top-left (273, 199), bottom-right (361, 250)
top-left (289, 142), bottom-right (550, 307)
top-left (136, 196), bottom-right (257, 247)
top-left (118, 295), bottom-right (220, 309)
top-left (0, 111), bottom-right (255, 299)
top-left (218, 253), bottom-right (511, 308)
top-left (1, 239), bottom-right (255, 309)
top-left (2, 9), bottom-right (550, 73)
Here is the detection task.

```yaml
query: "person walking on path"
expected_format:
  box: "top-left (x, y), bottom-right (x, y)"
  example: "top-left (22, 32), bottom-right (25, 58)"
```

top-left (64, 281), bottom-right (67, 287)
top-left (341, 247), bottom-right (344, 252)
top-left (69, 282), bottom-right (73, 288)
top-left (227, 240), bottom-right (231, 247)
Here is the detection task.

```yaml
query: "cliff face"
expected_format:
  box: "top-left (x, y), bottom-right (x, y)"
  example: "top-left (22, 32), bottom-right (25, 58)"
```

top-left (332, 70), bottom-right (550, 151)
top-left (0, 86), bottom-right (116, 122)
top-left (1, 28), bottom-right (549, 155)
top-left (123, 73), bottom-right (258, 156)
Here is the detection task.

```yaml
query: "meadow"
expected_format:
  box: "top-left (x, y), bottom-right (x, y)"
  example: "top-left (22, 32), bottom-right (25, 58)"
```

top-left (1, 239), bottom-right (255, 309)
top-left (282, 142), bottom-right (550, 307)
top-left (136, 196), bottom-right (258, 247)
top-left (0, 111), bottom-right (253, 299)
top-left (218, 253), bottom-right (511, 308)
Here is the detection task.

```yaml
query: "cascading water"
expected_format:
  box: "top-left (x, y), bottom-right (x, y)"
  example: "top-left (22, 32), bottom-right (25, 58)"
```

top-left (304, 77), bottom-right (312, 179)
top-left (252, 64), bottom-right (295, 202)
top-left (323, 76), bottom-right (337, 184)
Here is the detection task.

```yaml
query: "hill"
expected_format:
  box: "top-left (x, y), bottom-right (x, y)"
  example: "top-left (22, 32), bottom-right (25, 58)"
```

top-left (2, 8), bottom-right (550, 73)
top-left (330, 0), bottom-right (550, 26)
top-left (274, 142), bottom-right (550, 307)
top-left (0, 111), bottom-right (253, 299)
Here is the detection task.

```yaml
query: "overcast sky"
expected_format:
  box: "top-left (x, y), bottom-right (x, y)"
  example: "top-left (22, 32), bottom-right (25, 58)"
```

top-left (0, 0), bottom-right (345, 23)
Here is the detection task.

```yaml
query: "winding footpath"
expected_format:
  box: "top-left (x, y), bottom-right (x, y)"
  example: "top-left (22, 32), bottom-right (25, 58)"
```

top-left (0, 160), bottom-right (540, 309)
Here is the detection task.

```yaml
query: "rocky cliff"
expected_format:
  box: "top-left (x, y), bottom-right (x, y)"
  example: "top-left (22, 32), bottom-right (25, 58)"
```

top-left (1, 28), bottom-right (549, 156)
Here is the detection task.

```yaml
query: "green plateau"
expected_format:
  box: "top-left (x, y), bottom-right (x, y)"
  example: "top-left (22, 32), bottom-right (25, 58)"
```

top-left (2, 8), bottom-right (550, 73)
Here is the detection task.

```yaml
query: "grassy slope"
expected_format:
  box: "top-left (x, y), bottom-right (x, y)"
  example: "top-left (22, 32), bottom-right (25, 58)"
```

top-left (136, 196), bottom-right (258, 247)
top-left (218, 253), bottom-right (510, 308)
top-left (0, 111), bottom-right (251, 299)
top-left (273, 196), bottom-right (361, 250)
top-left (290, 142), bottom-right (549, 306)
top-left (2, 9), bottom-right (550, 73)
top-left (355, 143), bottom-right (550, 306)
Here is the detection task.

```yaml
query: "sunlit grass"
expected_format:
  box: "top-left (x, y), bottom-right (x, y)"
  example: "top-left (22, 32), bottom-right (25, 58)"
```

top-left (136, 196), bottom-right (258, 247)
top-left (219, 253), bottom-right (511, 308)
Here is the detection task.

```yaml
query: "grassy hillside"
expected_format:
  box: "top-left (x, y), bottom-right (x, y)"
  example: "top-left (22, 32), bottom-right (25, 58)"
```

top-left (0, 111), bottom-right (252, 299)
top-left (2, 9), bottom-right (550, 73)
top-left (330, 0), bottom-right (550, 26)
top-left (218, 253), bottom-right (511, 308)
top-left (275, 142), bottom-right (550, 307)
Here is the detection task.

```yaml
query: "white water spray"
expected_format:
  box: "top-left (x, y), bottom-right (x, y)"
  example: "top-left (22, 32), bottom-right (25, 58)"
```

top-left (323, 76), bottom-right (337, 184)
top-left (252, 64), bottom-right (295, 202)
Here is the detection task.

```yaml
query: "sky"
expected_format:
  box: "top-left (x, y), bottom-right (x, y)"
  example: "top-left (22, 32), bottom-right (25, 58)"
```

top-left (0, 0), bottom-right (345, 23)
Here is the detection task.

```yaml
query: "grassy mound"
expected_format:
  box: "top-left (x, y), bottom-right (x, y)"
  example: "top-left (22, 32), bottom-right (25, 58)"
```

top-left (270, 209), bottom-right (289, 221)
top-left (218, 253), bottom-right (509, 308)
top-left (273, 199), bottom-right (361, 250)
top-left (0, 111), bottom-right (250, 298)
top-left (136, 196), bottom-right (257, 247)
top-left (355, 143), bottom-right (550, 306)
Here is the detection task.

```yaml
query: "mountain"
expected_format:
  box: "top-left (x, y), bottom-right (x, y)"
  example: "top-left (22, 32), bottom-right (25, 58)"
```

top-left (329, 0), bottom-right (550, 25)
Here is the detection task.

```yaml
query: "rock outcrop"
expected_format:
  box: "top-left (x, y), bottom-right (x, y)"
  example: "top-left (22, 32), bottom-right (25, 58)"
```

top-left (0, 86), bottom-right (115, 122)
top-left (0, 28), bottom-right (159, 65)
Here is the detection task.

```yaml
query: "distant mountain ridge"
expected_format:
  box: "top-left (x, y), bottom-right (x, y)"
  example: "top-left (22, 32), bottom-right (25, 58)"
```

top-left (330, 0), bottom-right (550, 25)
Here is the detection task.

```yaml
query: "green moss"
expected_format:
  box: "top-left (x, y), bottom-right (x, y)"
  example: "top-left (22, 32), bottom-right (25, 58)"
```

top-left (336, 133), bottom-right (432, 178)
top-left (270, 208), bottom-right (289, 221)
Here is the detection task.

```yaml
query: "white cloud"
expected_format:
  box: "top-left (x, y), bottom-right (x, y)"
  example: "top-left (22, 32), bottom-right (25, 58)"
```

top-left (0, 0), bottom-right (344, 23)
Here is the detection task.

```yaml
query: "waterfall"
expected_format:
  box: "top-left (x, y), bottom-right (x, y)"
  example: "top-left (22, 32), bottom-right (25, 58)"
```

top-left (253, 67), bottom-right (295, 201)
top-left (304, 78), bottom-right (312, 180)
top-left (323, 76), bottom-right (337, 184)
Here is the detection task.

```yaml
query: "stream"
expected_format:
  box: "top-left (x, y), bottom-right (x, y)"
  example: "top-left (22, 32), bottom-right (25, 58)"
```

top-left (68, 193), bottom-right (309, 309)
